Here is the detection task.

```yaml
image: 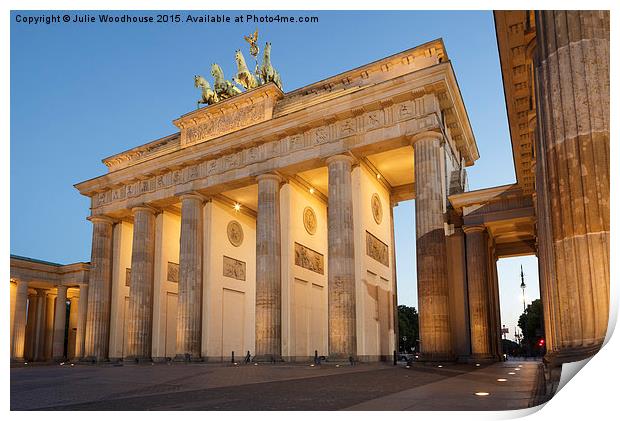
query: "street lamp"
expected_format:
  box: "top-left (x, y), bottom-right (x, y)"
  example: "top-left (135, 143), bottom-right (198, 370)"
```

top-left (520, 265), bottom-right (526, 312)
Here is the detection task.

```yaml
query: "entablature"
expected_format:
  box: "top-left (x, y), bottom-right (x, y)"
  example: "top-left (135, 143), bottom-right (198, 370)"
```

top-left (76, 43), bottom-right (478, 217)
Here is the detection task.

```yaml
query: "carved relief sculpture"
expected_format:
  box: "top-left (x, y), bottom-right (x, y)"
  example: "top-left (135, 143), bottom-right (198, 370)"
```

top-left (294, 242), bottom-right (324, 275)
top-left (223, 256), bottom-right (246, 281)
top-left (167, 262), bottom-right (179, 283)
top-left (371, 193), bottom-right (383, 225)
top-left (227, 220), bottom-right (244, 247)
top-left (366, 231), bottom-right (389, 267)
top-left (303, 206), bottom-right (317, 235)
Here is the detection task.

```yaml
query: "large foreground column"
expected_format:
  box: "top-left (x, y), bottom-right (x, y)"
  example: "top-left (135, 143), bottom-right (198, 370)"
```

top-left (463, 225), bottom-right (493, 360)
top-left (326, 155), bottom-right (357, 359)
top-left (74, 284), bottom-right (88, 359)
top-left (413, 133), bottom-right (453, 360)
top-left (176, 193), bottom-right (204, 360)
top-left (84, 216), bottom-right (114, 361)
top-left (127, 206), bottom-right (157, 361)
top-left (11, 280), bottom-right (29, 361)
top-left (255, 174), bottom-right (282, 361)
top-left (534, 11), bottom-right (610, 362)
top-left (52, 285), bottom-right (68, 360)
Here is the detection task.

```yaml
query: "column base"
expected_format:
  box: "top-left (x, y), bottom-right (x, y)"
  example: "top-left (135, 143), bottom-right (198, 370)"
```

top-left (466, 354), bottom-right (498, 364)
top-left (173, 354), bottom-right (203, 363)
top-left (253, 354), bottom-right (283, 363)
top-left (543, 342), bottom-right (603, 366)
top-left (418, 352), bottom-right (456, 363)
top-left (124, 356), bottom-right (153, 364)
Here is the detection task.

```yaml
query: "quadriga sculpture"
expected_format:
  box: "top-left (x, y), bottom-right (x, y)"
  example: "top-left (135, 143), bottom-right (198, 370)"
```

top-left (194, 75), bottom-right (219, 108)
top-left (211, 63), bottom-right (241, 100)
top-left (258, 42), bottom-right (282, 90)
top-left (233, 49), bottom-right (259, 90)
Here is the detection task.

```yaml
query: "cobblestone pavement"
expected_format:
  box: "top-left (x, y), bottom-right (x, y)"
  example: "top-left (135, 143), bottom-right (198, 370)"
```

top-left (10, 361), bottom-right (541, 411)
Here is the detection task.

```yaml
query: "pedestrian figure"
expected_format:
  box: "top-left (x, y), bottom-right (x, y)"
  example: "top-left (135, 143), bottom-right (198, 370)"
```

top-left (245, 351), bottom-right (251, 364)
top-left (349, 356), bottom-right (355, 366)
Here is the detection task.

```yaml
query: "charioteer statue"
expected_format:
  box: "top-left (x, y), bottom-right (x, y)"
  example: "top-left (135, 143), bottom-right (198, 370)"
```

top-left (193, 29), bottom-right (283, 108)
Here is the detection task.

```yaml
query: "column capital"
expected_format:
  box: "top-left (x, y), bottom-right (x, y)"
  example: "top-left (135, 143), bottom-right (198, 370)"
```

top-left (87, 215), bottom-right (115, 225)
top-left (462, 224), bottom-right (487, 235)
top-left (176, 191), bottom-right (208, 203)
top-left (56, 285), bottom-right (68, 293)
top-left (325, 154), bottom-right (355, 167)
top-left (409, 130), bottom-right (443, 147)
top-left (255, 172), bottom-right (283, 183)
top-left (131, 204), bottom-right (159, 216)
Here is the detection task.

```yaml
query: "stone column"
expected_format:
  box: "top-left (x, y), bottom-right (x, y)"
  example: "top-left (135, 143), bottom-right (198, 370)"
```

top-left (68, 295), bottom-right (79, 359)
top-left (413, 133), bottom-right (452, 360)
top-left (84, 215), bottom-right (115, 361)
top-left (255, 174), bottom-right (282, 361)
top-left (11, 280), bottom-right (29, 361)
top-left (33, 289), bottom-right (47, 361)
top-left (534, 11), bottom-right (610, 362)
top-left (326, 155), bottom-right (356, 359)
top-left (175, 193), bottom-right (204, 360)
top-left (74, 284), bottom-right (88, 359)
top-left (25, 293), bottom-right (37, 360)
top-left (52, 285), bottom-right (68, 360)
top-left (44, 293), bottom-right (55, 359)
top-left (463, 225), bottom-right (493, 359)
top-left (127, 206), bottom-right (157, 361)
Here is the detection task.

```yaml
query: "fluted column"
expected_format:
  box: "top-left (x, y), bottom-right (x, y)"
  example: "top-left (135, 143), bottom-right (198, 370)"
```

top-left (33, 289), bottom-right (47, 361)
top-left (127, 206), bottom-right (157, 361)
top-left (68, 295), bottom-right (79, 359)
top-left (44, 293), bottom-right (55, 359)
top-left (74, 284), bottom-right (88, 359)
top-left (52, 285), bottom-right (68, 360)
top-left (255, 174), bottom-right (282, 361)
top-left (11, 280), bottom-right (29, 361)
top-left (534, 11), bottom-right (609, 362)
top-left (326, 155), bottom-right (356, 359)
top-left (84, 215), bottom-right (114, 361)
top-left (175, 193), bottom-right (204, 360)
top-left (463, 225), bottom-right (493, 359)
top-left (413, 133), bottom-right (452, 360)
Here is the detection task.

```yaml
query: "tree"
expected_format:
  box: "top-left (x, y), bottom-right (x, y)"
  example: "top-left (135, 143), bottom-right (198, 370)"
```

top-left (518, 298), bottom-right (545, 356)
top-left (398, 305), bottom-right (419, 353)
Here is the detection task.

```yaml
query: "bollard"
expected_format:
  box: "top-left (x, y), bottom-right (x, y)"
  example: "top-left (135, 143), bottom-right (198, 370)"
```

top-left (393, 350), bottom-right (397, 365)
top-left (232, 351), bottom-right (235, 364)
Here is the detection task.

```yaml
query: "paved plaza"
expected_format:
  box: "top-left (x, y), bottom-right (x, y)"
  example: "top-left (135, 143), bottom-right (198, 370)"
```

top-left (10, 360), bottom-right (545, 411)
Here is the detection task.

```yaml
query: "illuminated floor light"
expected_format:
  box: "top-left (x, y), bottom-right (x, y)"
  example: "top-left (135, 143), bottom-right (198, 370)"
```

top-left (515, 368), bottom-right (521, 371)
top-left (310, 364), bottom-right (315, 367)
top-left (518, 365), bottom-right (523, 367)
top-left (508, 372), bottom-right (516, 375)
top-left (474, 392), bottom-right (490, 396)
top-left (497, 378), bottom-right (508, 382)
top-left (475, 363), bottom-right (480, 367)
top-left (437, 365), bottom-right (443, 368)
top-left (336, 364), bottom-right (341, 368)
top-left (254, 363), bottom-right (258, 366)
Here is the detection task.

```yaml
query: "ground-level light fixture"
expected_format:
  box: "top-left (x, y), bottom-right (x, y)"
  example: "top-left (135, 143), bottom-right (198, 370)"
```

top-left (475, 363), bottom-right (480, 367)
top-left (497, 378), bottom-right (508, 382)
top-left (474, 392), bottom-right (490, 396)
top-left (515, 367), bottom-right (521, 371)
top-left (437, 365), bottom-right (443, 368)
top-left (508, 372), bottom-right (516, 375)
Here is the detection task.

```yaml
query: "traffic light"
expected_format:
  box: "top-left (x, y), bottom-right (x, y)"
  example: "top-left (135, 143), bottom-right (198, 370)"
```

top-left (538, 338), bottom-right (545, 347)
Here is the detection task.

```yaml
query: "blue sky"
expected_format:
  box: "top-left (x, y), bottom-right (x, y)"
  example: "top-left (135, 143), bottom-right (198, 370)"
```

top-left (10, 10), bottom-right (539, 336)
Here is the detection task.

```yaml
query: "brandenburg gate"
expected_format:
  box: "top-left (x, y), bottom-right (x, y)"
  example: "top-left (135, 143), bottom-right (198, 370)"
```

top-left (10, 11), bottom-right (609, 370)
